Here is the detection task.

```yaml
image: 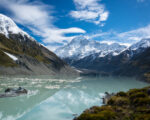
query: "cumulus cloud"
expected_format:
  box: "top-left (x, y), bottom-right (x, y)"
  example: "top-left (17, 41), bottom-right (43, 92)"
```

top-left (87, 25), bottom-right (150, 45)
top-left (0, 0), bottom-right (86, 51)
top-left (70, 0), bottom-right (109, 25)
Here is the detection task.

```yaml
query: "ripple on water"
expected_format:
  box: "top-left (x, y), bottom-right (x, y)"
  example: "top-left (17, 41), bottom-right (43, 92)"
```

top-left (27, 90), bottom-right (39, 98)
top-left (45, 85), bottom-right (60, 89)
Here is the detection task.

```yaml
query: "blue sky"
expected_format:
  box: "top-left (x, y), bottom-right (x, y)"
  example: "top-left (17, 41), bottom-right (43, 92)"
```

top-left (0, 0), bottom-right (150, 51)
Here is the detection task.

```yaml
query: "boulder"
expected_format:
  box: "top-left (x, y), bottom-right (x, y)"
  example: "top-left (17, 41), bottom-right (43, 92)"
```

top-left (102, 92), bottom-right (115, 104)
top-left (5, 87), bottom-right (27, 94)
top-left (0, 87), bottom-right (27, 98)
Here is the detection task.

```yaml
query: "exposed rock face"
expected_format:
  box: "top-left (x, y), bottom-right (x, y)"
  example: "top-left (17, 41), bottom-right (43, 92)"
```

top-left (102, 92), bottom-right (115, 104)
top-left (0, 14), bottom-right (77, 75)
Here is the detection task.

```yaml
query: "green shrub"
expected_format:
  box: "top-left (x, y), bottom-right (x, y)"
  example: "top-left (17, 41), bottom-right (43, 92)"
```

top-left (132, 113), bottom-right (150, 120)
top-left (130, 91), bottom-right (147, 98)
top-left (0, 50), bottom-right (17, 67)
top-left (75, 87), bottom-right (150, 120)
top-left (77, 110), bottom-right (116, 120)
top-left (108, 96), bottom-right (129, 106)
top-left (135, 106), bottom-right (150, 113)
top-left (116, 91), bottom-right (127, 97)
top-left (132, 97), bottom-right (150, 106)
top-left (128, 88), bottom-right (147, 96)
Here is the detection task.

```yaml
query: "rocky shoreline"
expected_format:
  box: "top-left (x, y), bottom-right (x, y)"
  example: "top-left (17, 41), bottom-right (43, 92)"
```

top-left (74, 86), bottom-right (150, 120)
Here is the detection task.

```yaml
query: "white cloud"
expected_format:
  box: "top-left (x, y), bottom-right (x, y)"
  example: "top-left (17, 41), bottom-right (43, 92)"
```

top-left (100, 12), bottom-right (109, 21)
top-left (87, 25), bottom-right (150, 45)
top-left (0, 0), bottom-right (86, 51)
top-left (70, 10), bottom-right (99, 20)
top-left (70, 0), bottom-right (109, 25)
top-left (29, 26), bottom-right (86, 43)
top-left (118, 25), bottom-right (150, 42)
top-left (0, 0), bottom-right (53, 27)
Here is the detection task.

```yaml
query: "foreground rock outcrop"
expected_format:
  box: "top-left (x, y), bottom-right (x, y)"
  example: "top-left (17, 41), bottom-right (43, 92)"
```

top-left (74, 86), bottom-right (150, 120)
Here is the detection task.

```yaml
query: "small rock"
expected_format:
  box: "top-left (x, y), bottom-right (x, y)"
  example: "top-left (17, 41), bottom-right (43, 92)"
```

top-left (102, 92), bottom-right (115, 104)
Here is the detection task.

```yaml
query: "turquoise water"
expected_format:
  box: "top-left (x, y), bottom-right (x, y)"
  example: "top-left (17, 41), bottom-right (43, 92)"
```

top-left (0, 76), bottom-right (149, 120)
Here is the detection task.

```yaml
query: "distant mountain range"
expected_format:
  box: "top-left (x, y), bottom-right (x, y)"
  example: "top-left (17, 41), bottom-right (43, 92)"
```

top-left (55, 36), bottom-right (127, 60)
top-left (0, 14), bottom-right (77, 75)
top-left (55, 36), bottom-right (150, 82)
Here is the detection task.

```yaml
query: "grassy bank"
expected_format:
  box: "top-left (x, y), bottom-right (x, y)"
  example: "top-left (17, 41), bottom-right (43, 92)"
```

top-left (74, 86), bottom-right (150, 120)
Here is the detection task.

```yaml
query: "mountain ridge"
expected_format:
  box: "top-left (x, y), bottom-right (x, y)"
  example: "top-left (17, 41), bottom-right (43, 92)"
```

top-left (55, 36), bottom-right (127, 60)
top-left (56, 36), bottom-right (150, 82)
top-left (0, 14), bottom-right (77, 75)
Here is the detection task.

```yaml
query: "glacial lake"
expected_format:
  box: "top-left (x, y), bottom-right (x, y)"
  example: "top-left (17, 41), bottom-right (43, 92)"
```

top-left (0, 76), bottom-right (149, 120)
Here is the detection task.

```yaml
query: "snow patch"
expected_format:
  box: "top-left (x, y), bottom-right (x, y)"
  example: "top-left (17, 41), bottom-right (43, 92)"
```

top-left (112, 52), bottom-right (119, 56)
top-left (75, 69), bottom-right (83, 73)
top-left (4, 52), bottom-right (18, 61)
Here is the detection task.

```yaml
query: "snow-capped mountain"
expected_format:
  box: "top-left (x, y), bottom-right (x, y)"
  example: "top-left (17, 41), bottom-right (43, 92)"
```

top-left (55, 35), bottom-right (150, 82)
top-left (129, 38), bottom-right (150, 55)
top-left (0, 14), bottom-right (32, 39)
top-left (130, 38), bottom-right (150, 50)
top-left (120, 38), bottom-right (150, 58)
top-left (0, 14), bottom-right (76, 75)
top-left (55, 36), bottom-right (127, 59)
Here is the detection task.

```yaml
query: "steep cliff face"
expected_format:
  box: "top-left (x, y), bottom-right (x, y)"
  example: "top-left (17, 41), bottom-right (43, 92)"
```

top-left (0, 14), bottom-right (77, 75)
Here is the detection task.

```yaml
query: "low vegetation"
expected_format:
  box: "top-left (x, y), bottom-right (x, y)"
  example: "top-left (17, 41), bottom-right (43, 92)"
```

top-left (0, 49), bottom-right (17, 67)
top-left (74, 86), bottom-right (150, 120)
top-left (0, 33), bottom-right (53, 66)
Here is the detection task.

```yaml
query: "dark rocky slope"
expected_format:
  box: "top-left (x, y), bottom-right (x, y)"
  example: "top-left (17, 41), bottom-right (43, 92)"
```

top-left (64, 42), bottom-right (150, 82)
top-left (114, 47), bottom-right (150, 81)
top-left (0, 33), bottom-right (77, 75)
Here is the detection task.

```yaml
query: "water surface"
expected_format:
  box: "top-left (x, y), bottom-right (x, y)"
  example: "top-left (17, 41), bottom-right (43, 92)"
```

top-left (0, 76), bottom-right (149, 120)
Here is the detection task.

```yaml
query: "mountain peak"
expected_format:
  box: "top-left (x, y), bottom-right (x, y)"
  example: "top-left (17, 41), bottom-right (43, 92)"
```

top-left (130, 38), bottom-right (150, 51)
top-left (55, 36), bottom-right (127, 59)
top-left (0, 14), bottom-right (30, 38)
top-left (69, 36), bottom-right (89, 45)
